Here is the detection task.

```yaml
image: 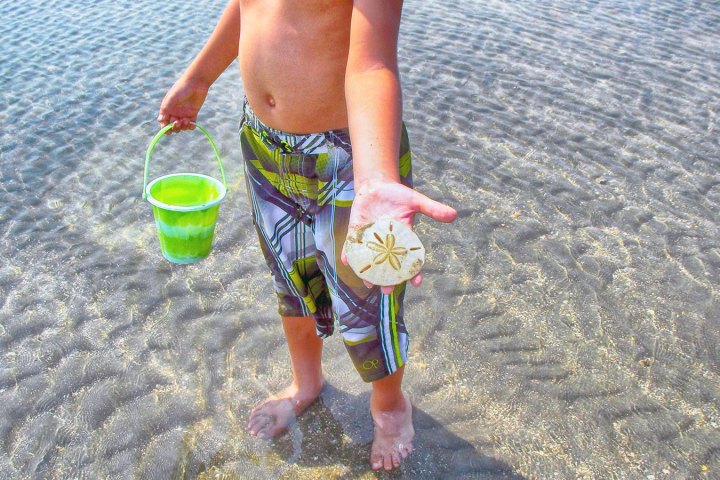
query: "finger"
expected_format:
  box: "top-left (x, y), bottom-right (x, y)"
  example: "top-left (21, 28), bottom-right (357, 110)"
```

top-left (410, 272), bottom-right (423, 288)
top-left (363, 279), bottom-right (374, 289)
top-left (341, 244), bottom-right (348, 266)
top-left (412, 191), bottom-right (458, 223)
top-left (380, 285), bottom-right (395, 295)
top-left (167, 117), bottom-right (179, 134)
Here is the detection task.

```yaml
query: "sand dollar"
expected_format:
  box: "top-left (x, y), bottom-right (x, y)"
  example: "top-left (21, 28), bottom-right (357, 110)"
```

top-left (344, 217), bottom-right (425, 286)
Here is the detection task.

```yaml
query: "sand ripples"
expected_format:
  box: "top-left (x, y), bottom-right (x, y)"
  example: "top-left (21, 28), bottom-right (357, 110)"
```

top-left (1, 0), bottom-right (719, 478)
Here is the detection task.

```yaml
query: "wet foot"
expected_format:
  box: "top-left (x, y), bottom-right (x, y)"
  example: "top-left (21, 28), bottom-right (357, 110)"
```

top-left (370, 393), bottom-right (415, 471)
top-left (247, 383), bottom-right (322, 439)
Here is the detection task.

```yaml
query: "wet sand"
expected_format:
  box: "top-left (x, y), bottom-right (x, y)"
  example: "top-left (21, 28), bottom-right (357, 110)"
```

top-left (1, 0), bottom-right (719, 478)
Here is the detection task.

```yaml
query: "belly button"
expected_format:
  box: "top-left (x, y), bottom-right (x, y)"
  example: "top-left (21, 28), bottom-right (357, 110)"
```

top-left (267, 95), bottom-right (276, 107)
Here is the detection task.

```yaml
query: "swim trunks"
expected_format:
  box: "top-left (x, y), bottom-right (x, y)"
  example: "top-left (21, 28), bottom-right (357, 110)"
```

top-left (239, 100), bottom-right (413, 382)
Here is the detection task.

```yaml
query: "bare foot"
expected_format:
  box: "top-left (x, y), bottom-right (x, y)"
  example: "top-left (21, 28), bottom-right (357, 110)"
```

top-left (370, 393), bottom-right (415, 471)
top-left (247, 383), bottom-right (322, 439)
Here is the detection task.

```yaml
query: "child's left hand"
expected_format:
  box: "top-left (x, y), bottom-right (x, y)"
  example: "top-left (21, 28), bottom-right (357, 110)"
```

top-left (341, 180), bottom-right (457, 294)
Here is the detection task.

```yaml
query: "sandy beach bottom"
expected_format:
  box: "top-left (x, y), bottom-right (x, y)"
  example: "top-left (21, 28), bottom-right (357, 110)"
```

top-left (1, 0), bottom-right (719, 478)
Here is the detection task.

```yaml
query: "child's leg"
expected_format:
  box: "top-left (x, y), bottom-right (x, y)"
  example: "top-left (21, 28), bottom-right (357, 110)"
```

top-left (247, 315), bottom-right (324, 438)
top-left (308, 124), bottom-right (414, 470)
top-left (240, 110), bottom-right (331, 438)
top-left (369, 366), bottom-right (415, 471)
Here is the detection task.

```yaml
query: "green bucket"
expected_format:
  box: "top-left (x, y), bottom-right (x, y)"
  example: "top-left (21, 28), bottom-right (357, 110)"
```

top-left (142, 124), bottom-right (228, 264)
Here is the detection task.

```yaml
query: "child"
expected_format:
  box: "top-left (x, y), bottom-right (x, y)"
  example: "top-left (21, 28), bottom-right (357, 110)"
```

top-left (157, 0), bottom-right (457, 471)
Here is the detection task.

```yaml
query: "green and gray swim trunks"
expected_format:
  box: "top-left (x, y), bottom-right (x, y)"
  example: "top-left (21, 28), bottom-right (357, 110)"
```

top-left (240, 100), bottom-right (413, 382)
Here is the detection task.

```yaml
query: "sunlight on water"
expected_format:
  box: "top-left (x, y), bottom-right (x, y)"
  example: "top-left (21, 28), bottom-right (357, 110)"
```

top-left (0, 0), bottom-right (719, 478)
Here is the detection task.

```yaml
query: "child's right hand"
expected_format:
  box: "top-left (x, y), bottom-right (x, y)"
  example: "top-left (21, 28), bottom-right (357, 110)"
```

top-left (157, 78), bottom-right (209, 133)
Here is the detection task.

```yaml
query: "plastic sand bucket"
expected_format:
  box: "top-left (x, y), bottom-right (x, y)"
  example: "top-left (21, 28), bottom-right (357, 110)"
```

top-left (142, 124), bottom-right (228, 264)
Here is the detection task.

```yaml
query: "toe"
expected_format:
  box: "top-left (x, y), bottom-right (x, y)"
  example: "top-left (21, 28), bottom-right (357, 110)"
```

top-left (383, 453), bottom-right (394, 471)
top-left (391, 450), bottom-right (401, 469)
top-left (248, 421), bottom-right (261, 436)
top-left (248, 413), bottom-right (271, 436)
top-left (399, 442), bottom-right (413, 458)
top-left (252, 420), bottom-right (272, 438)
top-left (371, 454), bottom-right (384, 471)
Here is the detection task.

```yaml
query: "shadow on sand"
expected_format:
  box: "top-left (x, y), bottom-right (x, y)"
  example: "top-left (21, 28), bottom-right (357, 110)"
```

top-left (268, 384), bottom-right (525, 479)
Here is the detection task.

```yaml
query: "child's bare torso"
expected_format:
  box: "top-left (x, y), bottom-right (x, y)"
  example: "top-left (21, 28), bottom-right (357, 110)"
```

top-left (239, 0), bottom-right (353, 133)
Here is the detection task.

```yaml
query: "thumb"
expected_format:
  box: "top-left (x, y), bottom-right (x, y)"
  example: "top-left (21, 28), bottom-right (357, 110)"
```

top-left (340, 242), bottom-right (348, 266)
top-left (412, 191), bottom-right (458, 223)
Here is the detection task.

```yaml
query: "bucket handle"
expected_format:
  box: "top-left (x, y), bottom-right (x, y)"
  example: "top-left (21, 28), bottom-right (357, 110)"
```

top-left (142, 123), bottom-right (228, 200)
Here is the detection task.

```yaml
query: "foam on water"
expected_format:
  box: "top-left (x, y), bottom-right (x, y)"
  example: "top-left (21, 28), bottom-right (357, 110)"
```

top-left (1, 0), bottom-right (719, 478)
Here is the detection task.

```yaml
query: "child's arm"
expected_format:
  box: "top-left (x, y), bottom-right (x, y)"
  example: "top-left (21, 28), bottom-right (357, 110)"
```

top-left (343, 0), bottom-right (457, 292)
top-left (344, 0), bottom-right (403, 189)
top-left (158, 0), bottom-right (240, 131)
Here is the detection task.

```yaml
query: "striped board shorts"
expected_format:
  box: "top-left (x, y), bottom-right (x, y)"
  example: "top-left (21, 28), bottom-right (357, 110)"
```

top-left (239, 100), bottom-right (413, 382)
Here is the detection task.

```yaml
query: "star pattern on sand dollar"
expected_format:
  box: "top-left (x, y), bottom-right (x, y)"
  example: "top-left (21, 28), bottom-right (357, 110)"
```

top-left (367, 233), bottom-right (408, 271)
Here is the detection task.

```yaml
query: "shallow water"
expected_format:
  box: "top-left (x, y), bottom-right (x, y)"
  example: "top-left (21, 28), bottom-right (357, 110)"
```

top-left (1, 0), bottom-right (719, 478)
